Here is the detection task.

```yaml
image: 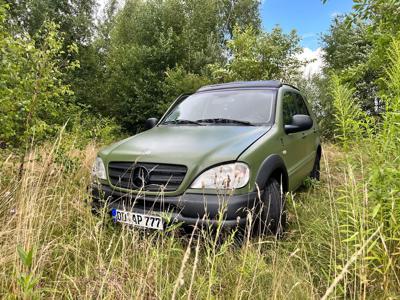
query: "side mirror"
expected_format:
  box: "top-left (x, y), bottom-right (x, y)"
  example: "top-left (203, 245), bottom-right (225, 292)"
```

top-left (284, 114), bottom-right (313, 134)
top-left (144, 118), bottom-right (158, 130)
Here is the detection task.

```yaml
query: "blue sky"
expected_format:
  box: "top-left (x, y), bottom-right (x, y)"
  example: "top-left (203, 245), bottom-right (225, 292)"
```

top-left (261, 0), bottom-right (354, 50)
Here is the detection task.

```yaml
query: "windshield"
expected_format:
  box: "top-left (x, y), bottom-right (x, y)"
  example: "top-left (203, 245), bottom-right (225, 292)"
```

top-left (162, 89), bottom-right (276, 126)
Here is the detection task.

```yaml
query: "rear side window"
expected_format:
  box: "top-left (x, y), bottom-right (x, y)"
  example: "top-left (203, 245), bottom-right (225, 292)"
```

top-left (282, 92), bottom-right (309, 125)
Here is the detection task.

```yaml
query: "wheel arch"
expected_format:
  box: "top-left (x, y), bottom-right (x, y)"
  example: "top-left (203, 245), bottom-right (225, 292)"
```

top-left (254, 154), bottom-right (289, 193)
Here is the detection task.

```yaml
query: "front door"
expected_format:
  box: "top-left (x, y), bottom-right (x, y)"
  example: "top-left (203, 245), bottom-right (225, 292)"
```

top-left (280, 91), bottom-right (313, 189)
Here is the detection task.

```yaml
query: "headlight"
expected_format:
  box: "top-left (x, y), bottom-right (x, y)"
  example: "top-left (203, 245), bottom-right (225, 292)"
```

top-left (92, 157), bottom-right (107, 180)
top-left (190, 162), bottom-right (250, 190)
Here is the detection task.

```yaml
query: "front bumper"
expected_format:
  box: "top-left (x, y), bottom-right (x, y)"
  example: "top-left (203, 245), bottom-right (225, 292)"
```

top-left (90, 184), bottom-right (259, 228)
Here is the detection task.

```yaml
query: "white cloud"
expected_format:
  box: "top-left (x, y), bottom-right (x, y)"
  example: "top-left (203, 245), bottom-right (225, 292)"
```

top-left (297, 47), bottom-right (325, 78)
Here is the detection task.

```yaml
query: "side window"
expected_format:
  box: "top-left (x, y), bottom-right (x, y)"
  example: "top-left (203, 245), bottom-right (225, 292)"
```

top-left (282, 92), bottom-right (310, 125)
top-left (282, 92), bottom-right (297, 125)
top-left (296, 94), bottom-right (310, 116)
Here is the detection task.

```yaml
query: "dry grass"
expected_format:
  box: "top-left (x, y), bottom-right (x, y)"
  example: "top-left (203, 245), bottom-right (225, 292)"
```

top-left (0, 140), bottom-right (398, 299)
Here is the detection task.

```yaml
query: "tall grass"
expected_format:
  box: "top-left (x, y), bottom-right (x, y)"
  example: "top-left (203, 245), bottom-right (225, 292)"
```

top-left (0, 138), bottom-right (398, 298)
top-left (0, 39), bottom-right (399, 300)
top-left (0, 139), bottom-right (316, 299)
top-left (325, 38), bottom-right (400, 298)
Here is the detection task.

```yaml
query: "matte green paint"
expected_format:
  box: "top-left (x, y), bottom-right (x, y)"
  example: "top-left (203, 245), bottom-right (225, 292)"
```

top-left (97, 85), bottom-right (320, 196)
top-left (240, 86), bottom-right (320, 192)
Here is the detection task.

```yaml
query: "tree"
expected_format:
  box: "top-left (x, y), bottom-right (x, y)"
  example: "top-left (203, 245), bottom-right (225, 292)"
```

top-left (5, 0), bottom-right (105, 120)
top-left (218, 0), bottom-right (261, 38)
top-left (209, 25), bottom-right (305, 82)
top-left (159, 66), bottom-right (211, 113)
top-left (322, 17), bottom-right (371, 72)
top-left (98, 0), bottom-right (261, 132)
top-left (322, 0), bottom-right (400, 114)
top-left (0, 3), bottom-right (79, 148)
top-left (322, 16), bottom-right (378, 113)
top-left (5, 0), bottom-right (96, 47)
top-left (351, 0), bottom-right (400, 92)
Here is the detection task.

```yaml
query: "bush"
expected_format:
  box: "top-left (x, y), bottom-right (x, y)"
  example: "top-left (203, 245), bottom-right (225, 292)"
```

top-left (0, 4), bottom-right (121, 153)
top-left (0, 4), bottom-right (79, 148)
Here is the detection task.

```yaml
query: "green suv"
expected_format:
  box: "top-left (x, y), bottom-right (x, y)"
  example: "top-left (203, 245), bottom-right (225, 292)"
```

top-left (91, 81), bottom-right (321, 234)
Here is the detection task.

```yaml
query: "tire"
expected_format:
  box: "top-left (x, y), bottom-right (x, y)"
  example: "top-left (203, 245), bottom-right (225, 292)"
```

top-left (256, 177), bottom-right (286, 237)
top-left (310, 152), bottom-right (321, 181)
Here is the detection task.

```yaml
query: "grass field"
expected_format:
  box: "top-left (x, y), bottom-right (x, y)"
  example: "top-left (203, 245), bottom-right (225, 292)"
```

top-left (0, 140), bottom-right (398, 299)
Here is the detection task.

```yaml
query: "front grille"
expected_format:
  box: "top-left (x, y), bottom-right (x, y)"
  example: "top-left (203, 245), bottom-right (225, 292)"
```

top-left (108, 162), bottom-right (187, 192)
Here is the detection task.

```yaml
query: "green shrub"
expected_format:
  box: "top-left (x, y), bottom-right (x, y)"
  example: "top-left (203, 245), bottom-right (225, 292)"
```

top-left (0, 4), bottom-right (79, 148)
top-left (0, 4), bottom-right (121, 154)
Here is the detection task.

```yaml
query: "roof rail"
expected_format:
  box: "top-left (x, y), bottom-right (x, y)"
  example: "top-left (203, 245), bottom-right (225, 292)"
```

top-left (196, 80), bottom-right (300, 92)
top-left (197, 80), bottom-right (283, 92)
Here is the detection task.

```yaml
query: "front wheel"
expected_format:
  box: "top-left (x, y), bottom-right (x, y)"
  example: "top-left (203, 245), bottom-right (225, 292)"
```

top-left (255, 177), bottom-right (286, 237)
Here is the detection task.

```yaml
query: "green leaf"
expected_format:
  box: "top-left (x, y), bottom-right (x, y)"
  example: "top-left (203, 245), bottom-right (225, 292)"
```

top-left (343, 231), bottom-right (359, 243)
top-left (372, 203), bottom-right (381, 218)
top-left (17, 245), bottom-right (33, 268)
top-left (17, 245), bottom-right (27, 265)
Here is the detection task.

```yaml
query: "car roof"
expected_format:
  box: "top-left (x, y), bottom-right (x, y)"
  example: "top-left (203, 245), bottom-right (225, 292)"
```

top-left (197, 80), bottom-right (299, 92)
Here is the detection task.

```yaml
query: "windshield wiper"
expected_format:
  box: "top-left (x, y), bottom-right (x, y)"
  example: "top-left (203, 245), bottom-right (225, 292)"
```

top-left (196, 118), bottom-right (255, 126)
top-left (163, 119), bottom-right (203, 126)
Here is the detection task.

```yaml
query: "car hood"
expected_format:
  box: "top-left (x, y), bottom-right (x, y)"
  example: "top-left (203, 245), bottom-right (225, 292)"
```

top-left (100, 125), bottom-right (271, 171)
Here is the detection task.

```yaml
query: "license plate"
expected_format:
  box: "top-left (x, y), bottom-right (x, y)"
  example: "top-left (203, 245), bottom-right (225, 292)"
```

top-left (111, 208), bottom-right (164, 230)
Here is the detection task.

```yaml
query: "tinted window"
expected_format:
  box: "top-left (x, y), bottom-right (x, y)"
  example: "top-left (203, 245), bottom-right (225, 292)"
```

top-left (282, 92), bottom-right (297, 125)
top-left (282, 92), bottom-right (309, 125)
top-left (163, 90), bottom-right (276, 125)
top-left (296, 94), bottom-right (309, 115)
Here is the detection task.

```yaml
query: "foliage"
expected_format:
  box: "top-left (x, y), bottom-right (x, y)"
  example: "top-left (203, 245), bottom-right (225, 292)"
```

top-left (209, 25), bottom-right (306, 82)
top-left (5, 0), bottom-right (96, 46)
top-left (5, 0), bottom-right (98, 109)
top-left (322, 17), bottom-right (371, 73)
top-left (17, 245), bottom-right (40, 299)
top-left (322, 17), bottom-right (379, 115)
top-left (328, 38), bottom-right (400, 296)
top-left (382, 38), bottom-right (400, 141)
top-left (0, 3), bottom-right (120, 150)
top-left (2, 0), bottom-right (307, 134)
top-left (0, 5), bottom-right (78, 148)
top-left (219, 0), bottom-right (261, 38)
top-left (294, 74), bottom-right (335, 139)
top-left (96, 0), bottom-right (261, 132)
top-left (322, 0), bottom-right (400, 116)
top-left (364, 37), bottom-right (400, 292)
top-left (66, 109), bottom-right (123, 147)
top-left (159, 66), bottom-right (211, 114)
top-left (329, 74), bottom-right (364, 144)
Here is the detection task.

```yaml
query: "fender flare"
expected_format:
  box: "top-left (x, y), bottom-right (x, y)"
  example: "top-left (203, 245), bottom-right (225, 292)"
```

top-left (254, 154), bottom-right (289, 192)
